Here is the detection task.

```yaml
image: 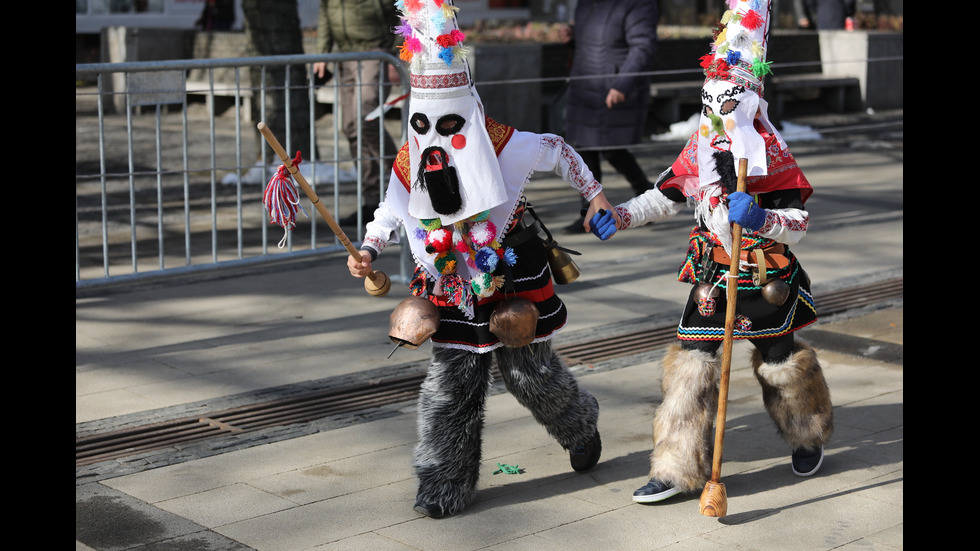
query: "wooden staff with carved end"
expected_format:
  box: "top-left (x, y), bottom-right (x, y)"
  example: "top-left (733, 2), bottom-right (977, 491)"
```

top-left (699, 158), bottom-right (749, 518)
top-left (257, 122), bottom-right (390, 297)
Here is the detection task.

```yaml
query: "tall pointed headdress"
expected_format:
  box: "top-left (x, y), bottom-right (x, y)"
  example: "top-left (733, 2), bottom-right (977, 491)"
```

top-left (700, 0), bottom-right (773, 96)
top-left (695, 0), bottom-right (786, 185)
top-left (394, 0), bottom-right (508, 226)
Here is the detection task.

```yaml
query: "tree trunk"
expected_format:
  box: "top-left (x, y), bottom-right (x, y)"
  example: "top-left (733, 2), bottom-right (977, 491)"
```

top-left (241, 0), bottom-right (317, 161)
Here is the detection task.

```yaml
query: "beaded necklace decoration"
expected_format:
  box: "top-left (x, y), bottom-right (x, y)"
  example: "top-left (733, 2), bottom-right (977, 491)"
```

top-left (411, 208), bottom-right (517, 318)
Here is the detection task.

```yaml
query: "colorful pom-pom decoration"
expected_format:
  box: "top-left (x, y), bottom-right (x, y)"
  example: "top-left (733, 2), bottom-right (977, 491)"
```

top-left (419, 218), bottom-right (443, 231)
top-left (394, 20), bottom-right (413, 37)
top-left (434, 252), bottom-right (457, 275)
top-left (741, 10), bottom-right (764, 30)
top-left (468, 220), bottom-right (496, 247)
top-left (751, 58), bottom-right (772, 78)
top-left (471, 272), bottom-right (496, 298)
top-left (475, 247), bottom-right (499, 273)
top-left (424, 227), bottom-right (453, 253)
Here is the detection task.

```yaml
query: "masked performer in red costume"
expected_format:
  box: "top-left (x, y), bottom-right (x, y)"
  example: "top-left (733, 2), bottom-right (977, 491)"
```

top-left (597, 0), bottom-right (833, 504)
top-left (347, 0), bottom-right (618, 518)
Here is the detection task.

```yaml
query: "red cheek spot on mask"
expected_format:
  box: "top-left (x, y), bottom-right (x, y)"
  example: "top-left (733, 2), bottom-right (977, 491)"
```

top-left (451, 134), bottom-right (466, 150)
top-left (413, 136), bottom-right (419, 149)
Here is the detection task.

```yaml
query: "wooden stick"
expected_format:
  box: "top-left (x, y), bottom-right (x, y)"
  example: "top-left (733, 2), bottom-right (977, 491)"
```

top-left (699, 157), bottom-right (749, 518)
top-left (257, 122), bottom-right (390, 297)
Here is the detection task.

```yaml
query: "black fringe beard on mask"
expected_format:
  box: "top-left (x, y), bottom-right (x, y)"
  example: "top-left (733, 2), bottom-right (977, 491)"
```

top-left (415, 161), bottom-right (429, 193)
top-left (416, 146), bottom-right (462, 215)
top-left (713, 150), bottom-right (738, 194)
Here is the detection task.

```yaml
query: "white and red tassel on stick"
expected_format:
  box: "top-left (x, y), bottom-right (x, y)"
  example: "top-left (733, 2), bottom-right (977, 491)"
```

top-left (262, 151), bottom-right (308, 248)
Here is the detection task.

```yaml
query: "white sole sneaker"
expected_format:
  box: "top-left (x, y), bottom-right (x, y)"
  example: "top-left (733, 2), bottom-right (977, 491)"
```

top-left (632, 483), bottom-right (681, 503)
top-left (792, 446), bottom-right (825, 477)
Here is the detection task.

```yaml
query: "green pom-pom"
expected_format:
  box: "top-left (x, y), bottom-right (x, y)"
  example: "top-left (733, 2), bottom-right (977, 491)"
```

top-left (752, 59), bottom-right (772, 79)
top-left (434, 252), bottom-right (457, 275)
top-left (419, 218), bottom-right (442, 231)
top-left (471, 272), bottom-right (494, 296)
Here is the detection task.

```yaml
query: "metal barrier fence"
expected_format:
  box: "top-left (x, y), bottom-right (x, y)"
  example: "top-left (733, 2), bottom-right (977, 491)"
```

top-left (76, 47), bottom-right (900, 293)
top-left (75, 52), bottom-right (411, 292)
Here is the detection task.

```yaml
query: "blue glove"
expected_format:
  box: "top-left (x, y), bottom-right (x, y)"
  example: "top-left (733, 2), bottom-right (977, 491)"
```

top-left (727, 192), bottom-right (766, 231)
top-left (589, 209), bottom-right (617, 241)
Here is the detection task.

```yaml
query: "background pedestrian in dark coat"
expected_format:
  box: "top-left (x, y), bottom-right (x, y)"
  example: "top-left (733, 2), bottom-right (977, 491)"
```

top-left (562, 0), bottom-right (659, 233)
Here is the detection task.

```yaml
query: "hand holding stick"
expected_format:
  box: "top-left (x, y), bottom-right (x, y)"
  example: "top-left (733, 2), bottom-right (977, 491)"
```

top-left (698, 157), bottom-right (749, 518)
top-left (257, 122), bottom-right (390, 297)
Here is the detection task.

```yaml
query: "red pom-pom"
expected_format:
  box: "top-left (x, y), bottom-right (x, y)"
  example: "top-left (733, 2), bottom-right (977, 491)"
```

top-left (425, 228), bottom-right (453, 254)
top-left (437, 34), bottom-right (455, 48)
top-left (706, 60), bottom-right (730, 80)
top-left (741, 10), bottom-right (764, 30)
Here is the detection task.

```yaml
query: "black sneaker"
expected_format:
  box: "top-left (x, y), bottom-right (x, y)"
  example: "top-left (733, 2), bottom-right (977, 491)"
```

top-left (569, 430), bottom-right (602, 472)
top-left (791, 445), bottom-right (824, 477)
top-left (413, 500), bottom-right (446, 519)
top-left (632, 478), bottom-right (681, 503)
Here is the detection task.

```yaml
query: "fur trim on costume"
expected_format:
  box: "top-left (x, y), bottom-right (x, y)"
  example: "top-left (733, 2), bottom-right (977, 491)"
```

top-left (494, 342), bottom-right (599, 450)
top-left (414, 347), bottom-right (493, 516)
top-left (412, 341), bottom-right (599, 516)
top-left (752, 339), bottom-right (833, 449)
top-left (649, 345), bottom-right (718, 492)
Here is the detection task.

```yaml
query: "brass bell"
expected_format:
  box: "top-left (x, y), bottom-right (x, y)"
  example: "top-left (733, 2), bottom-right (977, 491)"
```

top-left (694, 282), bottom-right (720, 301)
top-left (489, 297), bottom-right (539, 348)
top-left (694, 282), bottom-right (721, 317)
top-left (545, 240), bottom-right (580, 285)
top-left (761, 279), bottom-right (791, 306)
top-left (388, 296), bottom-right (440, 351)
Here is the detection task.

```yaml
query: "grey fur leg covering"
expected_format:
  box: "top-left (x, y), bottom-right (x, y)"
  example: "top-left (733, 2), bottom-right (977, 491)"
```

top-left (752, 339), bottom-right (834, 449)
top-left (413, 347), bottom-right (493, 516)
top-left (493, 341), bottom-right (599, 449)
top-left (649, 345), bottom-right (718, 492)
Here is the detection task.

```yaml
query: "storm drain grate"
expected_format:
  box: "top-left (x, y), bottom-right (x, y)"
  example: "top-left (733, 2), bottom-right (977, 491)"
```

top-left (76, 277), bottom-right (902, 467)
top-left (75, 374), bottom-right (425, 467)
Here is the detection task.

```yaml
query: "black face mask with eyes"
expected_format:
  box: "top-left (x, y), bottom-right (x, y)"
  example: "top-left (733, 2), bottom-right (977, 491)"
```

top-left (417, 146), bottom-right (461, 215)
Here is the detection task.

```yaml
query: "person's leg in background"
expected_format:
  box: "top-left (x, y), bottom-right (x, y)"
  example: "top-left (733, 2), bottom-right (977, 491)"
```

top-left (338, 59), bottom-right (396, 226)
top-left (604, 148), bottom-right (654, 196)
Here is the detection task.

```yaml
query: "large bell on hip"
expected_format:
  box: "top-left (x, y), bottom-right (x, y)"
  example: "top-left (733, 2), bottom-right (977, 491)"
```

top-left (388, 296), bottom-right (440, 350)
top-left (545, 240), bottom-right (580, 285)
top-left (489, 297), bottom-right (539, 348)
top-left (761, 279), bottom-right (791, 306)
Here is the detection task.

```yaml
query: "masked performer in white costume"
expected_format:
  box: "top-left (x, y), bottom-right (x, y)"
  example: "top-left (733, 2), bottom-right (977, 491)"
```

top-left (347, 0), bottom-right (618, 518)
top-left (598, 0), bottom-right (833, 504)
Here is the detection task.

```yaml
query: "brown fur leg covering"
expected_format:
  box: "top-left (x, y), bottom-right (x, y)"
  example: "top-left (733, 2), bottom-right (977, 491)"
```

top-left (649, 345), bottom-right (718, 492)
top-left (752, 340), bottom-right (833, 449)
